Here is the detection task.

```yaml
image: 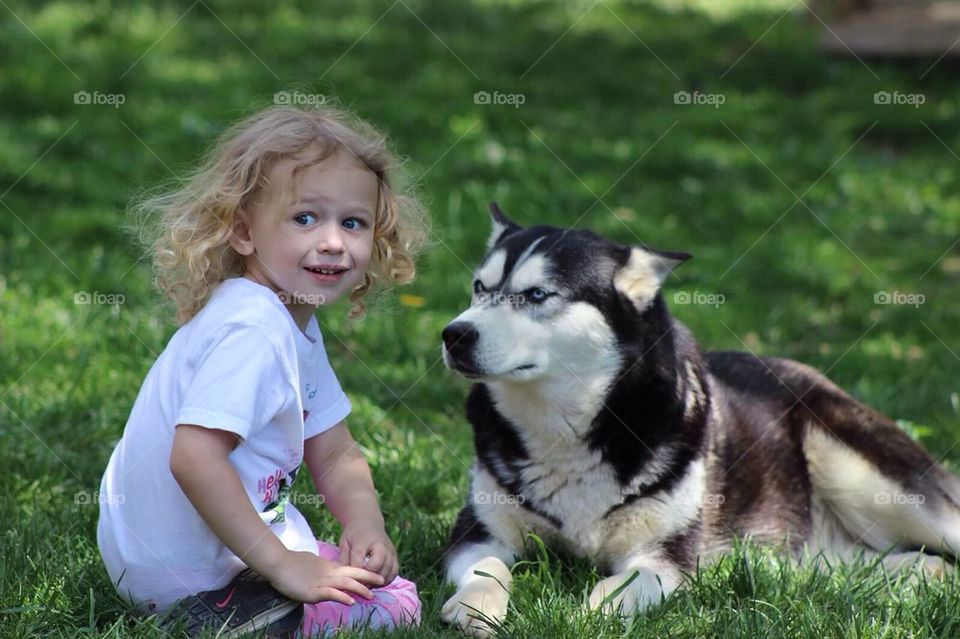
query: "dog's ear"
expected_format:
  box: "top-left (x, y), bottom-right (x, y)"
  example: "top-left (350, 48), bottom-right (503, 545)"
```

top-left (614, 246), bottom-right (691, 309)
top-left (487, 202), bottom-right (521, 251)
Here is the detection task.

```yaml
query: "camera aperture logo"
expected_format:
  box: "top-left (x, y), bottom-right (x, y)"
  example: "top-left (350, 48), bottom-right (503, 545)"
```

top-left (874, 290), bottom-right (924, 308)
top-left (74, 91), bottom-right (125, 109)
top-left (288, 493), bottom-right (326, 506)
top-left (277, 291), bottom-right (326, 306)
top-left (874, 491), bottom-right (925, 507)
top-left (74, 490), bottom-right (125, 505)
top-left (673, 290), bottom-right (725, 308)
top-left (674, 91), bottom-right (725, 109)
top-left (474, 490), bottom-right (526, 506)
top-left (474, 90), bottom-right (525, 109)
top-left (874, 91), bottom-right (925, 108)
top-left (74, 291), bottom-right (125, 306)
top-left (475, 291), bottom-right (527, 306)
top-left (676, 492), bottom-right (726, 509)
top-left (274, 91), bottom-right (327, 106)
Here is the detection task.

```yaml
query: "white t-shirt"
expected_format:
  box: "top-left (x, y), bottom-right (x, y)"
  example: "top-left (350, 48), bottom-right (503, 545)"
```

top-left (97, 277), bottom-right (351, 613)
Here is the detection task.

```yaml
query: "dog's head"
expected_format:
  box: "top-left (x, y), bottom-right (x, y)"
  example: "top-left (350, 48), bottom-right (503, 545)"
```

top-left (441, 203), bottom-right (690, 383)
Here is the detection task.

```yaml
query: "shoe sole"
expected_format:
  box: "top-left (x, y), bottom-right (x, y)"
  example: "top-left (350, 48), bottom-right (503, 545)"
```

top-left (217, 599), bottom-right (302, 638)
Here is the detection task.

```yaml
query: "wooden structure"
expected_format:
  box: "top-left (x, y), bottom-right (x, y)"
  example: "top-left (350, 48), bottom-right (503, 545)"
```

top-left (813, 0), bottom-right (960, 57)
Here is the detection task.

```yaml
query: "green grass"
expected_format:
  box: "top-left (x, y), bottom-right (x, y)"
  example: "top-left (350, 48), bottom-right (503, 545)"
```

top-left (2, 0), bottom-right (960, 636)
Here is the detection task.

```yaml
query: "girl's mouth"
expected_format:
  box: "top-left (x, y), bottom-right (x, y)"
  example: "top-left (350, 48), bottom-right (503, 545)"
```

top-left (305, 265), bottom-right (349, 282)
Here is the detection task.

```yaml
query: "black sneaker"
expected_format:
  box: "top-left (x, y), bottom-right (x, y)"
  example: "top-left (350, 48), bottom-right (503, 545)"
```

top-left (159, 568), bottom-right (303, 638)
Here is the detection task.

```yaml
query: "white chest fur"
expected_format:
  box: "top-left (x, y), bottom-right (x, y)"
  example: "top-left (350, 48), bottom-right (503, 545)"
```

top-left (482, 379), bottom-right (700, 560)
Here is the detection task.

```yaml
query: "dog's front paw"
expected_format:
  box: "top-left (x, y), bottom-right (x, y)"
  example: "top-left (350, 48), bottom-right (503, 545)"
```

top-left (588, 568), bottom-right (665, 615)
top-left (441, 580), bottom-right (509, 637)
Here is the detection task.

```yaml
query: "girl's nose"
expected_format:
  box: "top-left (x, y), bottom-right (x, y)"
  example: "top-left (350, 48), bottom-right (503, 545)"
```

top-left (317, 223), bottom-right (345, 253)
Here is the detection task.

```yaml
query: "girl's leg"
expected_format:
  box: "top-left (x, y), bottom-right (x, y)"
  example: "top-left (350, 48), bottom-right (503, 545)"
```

top-left (301, 541), bottom-right (421, 637)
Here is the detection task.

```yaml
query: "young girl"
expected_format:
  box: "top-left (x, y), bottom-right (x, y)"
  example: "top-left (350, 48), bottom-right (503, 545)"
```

top-left (97, 104), bottom-right (427, 637)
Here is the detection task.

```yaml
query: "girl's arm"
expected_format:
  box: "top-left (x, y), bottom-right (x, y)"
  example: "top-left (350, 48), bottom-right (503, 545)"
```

top-left (170, 424), bottom-right (287, 574)
top-left (304, 422), bottom-right (398, 582)
top-left (170, 423), bottom-right (384, 602)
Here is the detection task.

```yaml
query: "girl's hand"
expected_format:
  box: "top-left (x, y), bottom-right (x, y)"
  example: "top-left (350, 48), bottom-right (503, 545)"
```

top-left (339, 518), bottom-right (399, 584)
top-left (266, 549), bottom-right (384, 605)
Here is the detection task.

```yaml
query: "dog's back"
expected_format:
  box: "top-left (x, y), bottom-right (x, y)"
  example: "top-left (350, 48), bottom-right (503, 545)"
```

top-left (704, 350), bottom-right (960, 565)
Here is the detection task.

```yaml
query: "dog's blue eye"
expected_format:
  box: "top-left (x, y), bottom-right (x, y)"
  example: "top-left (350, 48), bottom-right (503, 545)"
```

top-left (528, 288), bottom-right (550, 302)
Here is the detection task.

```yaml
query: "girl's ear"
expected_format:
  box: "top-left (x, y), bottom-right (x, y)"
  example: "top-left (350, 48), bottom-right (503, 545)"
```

top-left (229, 213), bottom-right (256, 256)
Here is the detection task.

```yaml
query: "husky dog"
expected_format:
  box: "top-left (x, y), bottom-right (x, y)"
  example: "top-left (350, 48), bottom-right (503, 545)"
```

top-left (439, 204), bottom-right (960, 636)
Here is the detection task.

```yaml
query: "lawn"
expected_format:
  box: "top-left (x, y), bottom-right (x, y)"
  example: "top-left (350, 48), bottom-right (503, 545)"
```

top-left (1, 0), bottom-right (959, 637)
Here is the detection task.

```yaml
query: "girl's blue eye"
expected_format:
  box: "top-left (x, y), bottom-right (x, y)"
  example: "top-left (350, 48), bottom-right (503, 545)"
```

top-left (294, 212), bottom-right (317, 226)
top-left (342, 217), bottom-right (367, 231)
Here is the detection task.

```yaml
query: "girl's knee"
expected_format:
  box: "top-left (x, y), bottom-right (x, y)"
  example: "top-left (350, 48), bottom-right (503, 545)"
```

top-left (301, 578), bottom-right (420, 636)
top-left (368, 577), bottom-right (421, 627)
top-left (384, 576), bottom-right (421, 622)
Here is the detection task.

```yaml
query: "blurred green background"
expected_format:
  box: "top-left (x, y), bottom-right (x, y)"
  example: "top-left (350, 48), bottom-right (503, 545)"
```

top-left (1, 0), bottom-right (959, 636)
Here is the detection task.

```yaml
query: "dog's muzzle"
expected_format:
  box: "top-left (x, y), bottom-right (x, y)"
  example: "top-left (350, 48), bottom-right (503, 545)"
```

top-left (442, 321), bottom-right (481, 375)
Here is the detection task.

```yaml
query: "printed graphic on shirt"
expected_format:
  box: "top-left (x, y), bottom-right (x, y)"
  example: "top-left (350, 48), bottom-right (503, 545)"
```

top-left (259, 467), bottom-right (298, 524)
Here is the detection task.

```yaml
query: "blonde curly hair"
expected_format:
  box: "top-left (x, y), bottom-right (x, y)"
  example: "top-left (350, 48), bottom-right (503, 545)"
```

top-left (134, 103), bottom-right (428, 324)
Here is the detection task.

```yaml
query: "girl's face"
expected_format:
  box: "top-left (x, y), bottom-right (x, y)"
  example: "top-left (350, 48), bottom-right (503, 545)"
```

top-left (232, 149), bottom-right (378, 329)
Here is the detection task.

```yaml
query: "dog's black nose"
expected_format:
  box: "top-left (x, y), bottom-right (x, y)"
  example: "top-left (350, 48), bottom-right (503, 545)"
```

top-left (442, 321), bottom-right (479, 353)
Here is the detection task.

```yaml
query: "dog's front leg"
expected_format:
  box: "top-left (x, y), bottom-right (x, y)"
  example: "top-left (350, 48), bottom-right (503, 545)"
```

top-left (587, 554), bottom-right (683, 616)
top-left (442, 540), bottom-right (517, 637)
top-left (441, 502), bottom-right (520, 637)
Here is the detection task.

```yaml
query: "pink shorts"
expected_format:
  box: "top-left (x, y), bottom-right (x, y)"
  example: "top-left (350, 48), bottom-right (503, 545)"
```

top-left (300, 541), bottom-right (421, 637)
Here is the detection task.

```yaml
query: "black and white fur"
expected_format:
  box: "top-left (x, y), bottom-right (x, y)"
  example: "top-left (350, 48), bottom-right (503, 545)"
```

top-left (439, 204), bottom-right (960, 636)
